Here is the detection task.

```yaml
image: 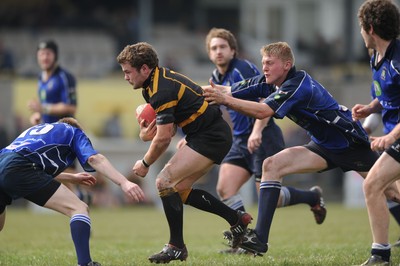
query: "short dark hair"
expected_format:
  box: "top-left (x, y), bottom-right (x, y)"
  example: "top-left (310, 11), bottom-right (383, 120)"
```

top-left (116, 42), bottom-right (159, 70)
top-left (37, 40), bottom-right (58, 61)
top-left (358, 0), bottom-right (400, 40)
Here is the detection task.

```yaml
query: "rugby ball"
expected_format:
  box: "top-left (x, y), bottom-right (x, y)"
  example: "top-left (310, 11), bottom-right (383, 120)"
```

top-left (136, 103), bottom-right (156, 125)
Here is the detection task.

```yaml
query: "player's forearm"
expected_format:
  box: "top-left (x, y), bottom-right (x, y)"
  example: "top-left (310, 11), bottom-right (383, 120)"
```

top-left (253, 116), bottom-right (270, 131)
top-left (55, 172), bottom-right (75, 182)
top-left (43, 103), bottom-right (76, 116)
top-left (225, 97), bottom-right (273, 120)
top-left (143, 137), bottom-right (171, 166)
top-left (88, 154), bottom-right (127, 186)
top-left (368, 99), bottom-right (383, 113)
top-left (388, 124), bottom-right (400, 140)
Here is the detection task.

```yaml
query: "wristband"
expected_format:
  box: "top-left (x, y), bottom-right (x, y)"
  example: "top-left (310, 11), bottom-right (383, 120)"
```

top-left (142, 158), bottom-right (150, 168)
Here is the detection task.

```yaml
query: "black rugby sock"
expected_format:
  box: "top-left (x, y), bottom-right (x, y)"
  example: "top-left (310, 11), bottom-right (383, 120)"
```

top-left (160, 192), bottom-right (184, 248)
top-left (186, 189), bottom-right (238, 225)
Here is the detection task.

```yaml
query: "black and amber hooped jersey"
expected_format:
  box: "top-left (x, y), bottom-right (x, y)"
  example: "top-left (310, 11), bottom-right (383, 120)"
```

top-left (142, 67), bottom-right (222, 135)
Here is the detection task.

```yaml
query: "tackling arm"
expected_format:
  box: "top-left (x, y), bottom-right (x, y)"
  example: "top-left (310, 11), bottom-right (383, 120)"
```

top-left (88, 153), bottom-right (145, 202)
top-left (203, 85), bottom-right (274, 119)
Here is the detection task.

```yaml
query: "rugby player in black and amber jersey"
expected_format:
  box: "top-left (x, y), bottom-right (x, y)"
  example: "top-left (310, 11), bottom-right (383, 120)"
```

top-left (117, 42), bottom-right (253, 264)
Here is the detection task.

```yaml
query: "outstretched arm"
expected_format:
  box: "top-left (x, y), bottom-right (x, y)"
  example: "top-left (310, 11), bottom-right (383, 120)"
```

top-left (88, 153), bottom-right (145, 202)
top-left (203, 81), bottom-right (274, 120)
top-left (56, 172), bottom-right (97, 186)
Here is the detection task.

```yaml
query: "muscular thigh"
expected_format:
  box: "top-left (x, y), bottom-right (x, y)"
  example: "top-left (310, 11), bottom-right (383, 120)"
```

top-left (44, 184), bottom-right (87, 216)
top-left (158, 145), bottom-right (214, 190)
top-left (266, 146), bottom-right (328, 177)
top-left (217, 163), bottom-right (251, 196)
top-left (366, 152), bottom-right (400, 189)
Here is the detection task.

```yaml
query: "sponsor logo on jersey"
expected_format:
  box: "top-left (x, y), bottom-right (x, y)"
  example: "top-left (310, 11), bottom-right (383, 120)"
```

top-left (373, 80), bottom-right (382, 97)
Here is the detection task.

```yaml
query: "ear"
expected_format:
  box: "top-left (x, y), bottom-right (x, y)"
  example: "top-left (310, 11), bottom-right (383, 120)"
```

top-left (284, 61), bottom-right (292, 71)
top-left (141, 64), bottom-right (152, 74)
top-left (368, 25), bottom-right (374, 35)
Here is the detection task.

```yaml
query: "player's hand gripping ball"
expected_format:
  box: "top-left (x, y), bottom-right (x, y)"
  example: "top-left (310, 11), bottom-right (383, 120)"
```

top-left (136, 103), bottom-right (156, 126)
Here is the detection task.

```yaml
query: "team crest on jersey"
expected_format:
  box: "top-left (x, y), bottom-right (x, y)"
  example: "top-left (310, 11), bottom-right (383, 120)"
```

top-left (380, 67), bottom-right (387, 81)
top-left (373, 80), bottom-right (382, 97)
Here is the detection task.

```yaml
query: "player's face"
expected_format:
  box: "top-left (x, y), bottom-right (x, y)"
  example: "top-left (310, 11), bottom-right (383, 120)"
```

top-left (120, 62), bottom-right (148, 90)
top-left (208, 37), bottom-right (235, 68)
top-left (37, 48), bottom-right (56, 71)
top-left (261, 54), bottom-right (288, 86)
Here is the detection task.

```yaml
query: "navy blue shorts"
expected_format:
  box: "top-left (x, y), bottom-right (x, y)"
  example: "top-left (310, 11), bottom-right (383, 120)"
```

top-left (223, 121), bottom-right (285, 179)
top-left (252, 122), bottom-right (285, 178)
top-left (304, 141), bottom-right (379, 172)
top-left (0, 152), bottom-right (60, 210)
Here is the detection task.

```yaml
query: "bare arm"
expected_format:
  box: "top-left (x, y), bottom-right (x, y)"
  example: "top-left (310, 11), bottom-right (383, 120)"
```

top-left (203, 84), bottom-right (274, 119)
top-left (248, 117), bottom-right (270, 154)
top-left (88, 153), bottom-right (145, 202)
top-left (28, 99), bottom-right (76, 117)
top-left (352, 98), bottom-right (382, 121)
top-left (56, 172), bottom-right (97, 186)
top-left (202, 81), bottom-right (232, 95)
top-left (133, 123), bottom-right (175, 178)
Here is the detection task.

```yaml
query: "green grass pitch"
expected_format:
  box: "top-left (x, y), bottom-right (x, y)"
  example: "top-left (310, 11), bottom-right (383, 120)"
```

top-left (1, 204), bottom-right (399, 265)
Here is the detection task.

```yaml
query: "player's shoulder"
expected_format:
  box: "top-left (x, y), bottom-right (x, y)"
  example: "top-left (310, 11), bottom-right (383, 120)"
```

top-left (55, 66), bottom-right (76, 82)
top-left (232, 58), bottom-right (258, 71)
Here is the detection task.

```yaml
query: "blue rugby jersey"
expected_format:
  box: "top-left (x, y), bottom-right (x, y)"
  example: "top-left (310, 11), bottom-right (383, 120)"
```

top-left (210, 58), bottom-right (260, 136)
top-left (38, 66), bottom-right (77, 123)
top-left (231, 68), bottom-right (370, 151)
top-left (370, 39), bottom-right (400, 134)
top-left (0, 122), bottom-right (97, 176)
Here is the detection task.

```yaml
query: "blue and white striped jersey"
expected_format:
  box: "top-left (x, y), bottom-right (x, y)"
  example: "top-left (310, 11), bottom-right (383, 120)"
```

top-left (0, 122), bottom-right (97, 176)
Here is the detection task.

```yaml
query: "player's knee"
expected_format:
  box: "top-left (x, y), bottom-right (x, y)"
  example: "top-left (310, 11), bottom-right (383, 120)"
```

top-left (362, 178), bottom-right (374, 197)
top-left (216, 183), bottom-right (225, 198)
top-left (363, 177), bottom-right (383, 202)
top-left (155, 171), bottom-right (173, 191)
top-left (262, 156), bottom-right (279, 175)
top-left (73, 201), bottom-right (89, 216)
